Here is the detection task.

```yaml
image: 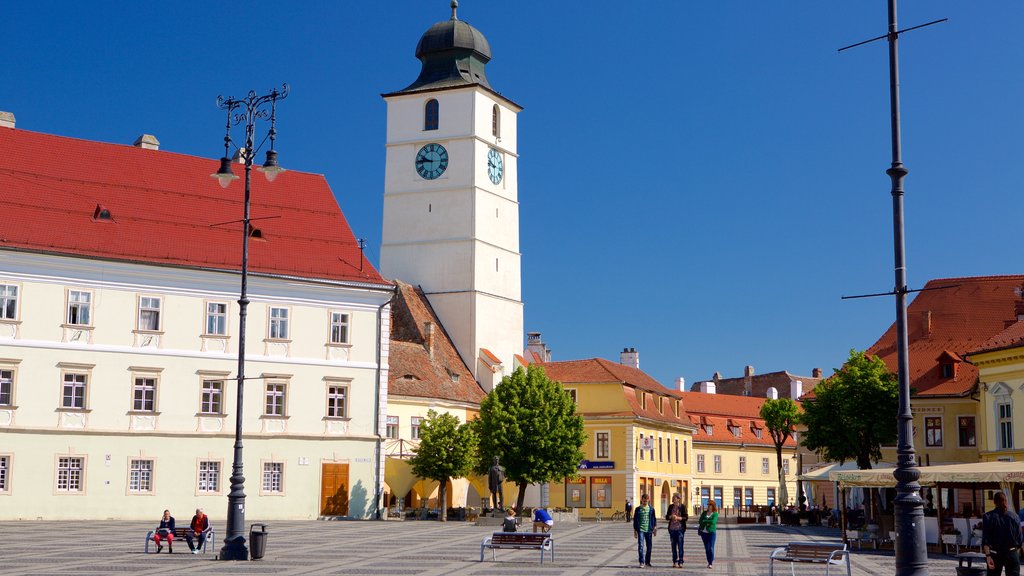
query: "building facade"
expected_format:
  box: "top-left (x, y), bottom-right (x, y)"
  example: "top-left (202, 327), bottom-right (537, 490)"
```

top-left (0, 125), bottom-right (393, 520)
top-left (967, 318), bottom-right (1024, 463)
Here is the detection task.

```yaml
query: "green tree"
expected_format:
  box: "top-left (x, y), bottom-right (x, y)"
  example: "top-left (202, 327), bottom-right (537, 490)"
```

top-left (760, 397), bottom-right (801, 507)
top-left (801, 349), bottom-right (899, 470)
top-left (408, 409), bottom-right (478, 522)
top-left (475, 365), bottom-right (586, 513)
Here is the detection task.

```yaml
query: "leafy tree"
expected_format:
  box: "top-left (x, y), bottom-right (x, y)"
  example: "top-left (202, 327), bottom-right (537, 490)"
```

top-left (408, 409), bottom-right (477, 522)
top-left (760, 397), bottom-right (801, 507)
top-left (475, 365), bottom-right (586, 513)
top-left (801, 349), bottom-right (899, 470)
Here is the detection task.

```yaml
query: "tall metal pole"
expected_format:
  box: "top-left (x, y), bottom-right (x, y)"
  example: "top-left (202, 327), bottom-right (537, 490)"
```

top-left (213, 85), bottom-right (288, 561)
top-left (885, 2), bottom-right (929, 574)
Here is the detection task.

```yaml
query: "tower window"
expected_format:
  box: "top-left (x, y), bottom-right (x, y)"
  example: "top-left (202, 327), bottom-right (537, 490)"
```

top-left (424, 99), bottom-right (439, 131)
top-left (491, 104), bottom-right (500, 137)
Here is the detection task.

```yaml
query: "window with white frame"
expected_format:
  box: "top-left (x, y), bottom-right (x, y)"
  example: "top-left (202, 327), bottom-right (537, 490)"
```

top-left (386, 415), bottom-right (399, 439)
top-left (925, 416), bottom-right (943, 447)
top-left (201, 380), bottom-right (223, 415)
top-left (262, 462), bottom-right (283, 493)
top-left (639, 434), bottom-right (645, 460)
top-left (129, 459), bottom-right (154, 492)
top-left (783, 458), bottom-right (790, 475)
top-left (265, 382), bottom-right (286, 416)
top-left (137, 296), bottom-right (161, 331)
top-left (327, 385), bottom-right (347, 418)
top-left (132, 377), bottom-right (157, 412)
top-left (330, 312), bottom-right (350, 344)
top-left (713, 454), bottom-right (722, 473)
top-left (998, 402), bottom-right (1013, 449)
top-left (596, 431), bottom-right (610, 459)
top-left (565, 388), bottom-right (577, 403)
top-left (411, 416), bottom-right (423, 440)
top-left (67, 290), bottom-right (92, 325)
top-left (62, 373), bottom-right (87, 409)
top-left (206, 302), bottom-right (228, 335)
top-left (739, 455), bottom-right (747, 474)
top-left (761, 457), bottom-right (770, 475)
top-left (269, 307), bottom-right (289, 339)
top-left (0, 369), bottom-right (13, 406)
top-left (696, 453), bottom-right (705, 473)
top-left (0, 284), bottom-right (17, 320)
top-left (198, 461), bottom-right (220, 493)
top-left (0, 455), bottom-right (8, 492)
top-left (56, 456), bottom-right (84, 492)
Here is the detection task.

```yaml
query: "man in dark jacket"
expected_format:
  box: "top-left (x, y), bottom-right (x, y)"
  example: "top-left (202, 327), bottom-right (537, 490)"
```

top-left (632, 493), bottom-right (658, 568)
top-left (982, 491), bottom-right (1023, 576)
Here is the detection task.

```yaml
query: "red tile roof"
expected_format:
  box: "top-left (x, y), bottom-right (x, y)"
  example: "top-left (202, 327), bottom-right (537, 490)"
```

top-left (705, 370), bottom-right (823, 400)
top-left (866, 276), bottom-right (1024, 397)
top-left (0, 127), bottom-right (385, 284)
top-left (387, 281), bottom-right (485, 404)
top-left (969, 320), bottom-right (1024, 357)
top-left (679, 391), bottom-right (795, 448)
top-left (540, 358), bottom-right (694, 427)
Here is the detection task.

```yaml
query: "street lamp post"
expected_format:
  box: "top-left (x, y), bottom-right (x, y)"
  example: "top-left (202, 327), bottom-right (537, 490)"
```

top-left (211, 84), bottom-right (288, 561)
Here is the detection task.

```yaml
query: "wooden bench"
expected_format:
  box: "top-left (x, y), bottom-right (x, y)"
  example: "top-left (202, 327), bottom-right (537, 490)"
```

top-left (769, 541), bottom-right (851, 576)
top-left (480, 532), bottom-right (554, 564)
top-left (144, 526), bottom-right (215, 554)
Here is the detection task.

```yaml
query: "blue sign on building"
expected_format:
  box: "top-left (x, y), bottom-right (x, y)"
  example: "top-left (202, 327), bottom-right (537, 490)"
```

top-left (578, 460), bottom-right (615, 470)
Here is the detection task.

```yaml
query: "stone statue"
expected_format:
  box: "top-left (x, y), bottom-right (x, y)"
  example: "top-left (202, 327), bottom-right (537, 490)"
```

top-left (488, 456), bottom-right (505, 510)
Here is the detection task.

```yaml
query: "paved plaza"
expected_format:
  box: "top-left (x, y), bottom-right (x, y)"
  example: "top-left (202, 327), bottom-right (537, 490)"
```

top-left (0, 518), bottom-right (968, 575)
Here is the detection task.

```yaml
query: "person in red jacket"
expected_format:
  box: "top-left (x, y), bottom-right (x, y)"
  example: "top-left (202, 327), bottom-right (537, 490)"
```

top-left (185, 508), bottom-right (210, 554)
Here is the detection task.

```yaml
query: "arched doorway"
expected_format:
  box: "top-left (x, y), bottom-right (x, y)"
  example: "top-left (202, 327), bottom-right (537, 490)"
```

top-left (660, 480), bottom-right (671, 516)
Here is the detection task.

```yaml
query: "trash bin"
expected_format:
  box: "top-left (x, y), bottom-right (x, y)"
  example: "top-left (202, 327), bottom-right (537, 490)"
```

top-left (249, 523), bottom-right (268, 560)
top-left (956, 552), bottom-right (987, 576)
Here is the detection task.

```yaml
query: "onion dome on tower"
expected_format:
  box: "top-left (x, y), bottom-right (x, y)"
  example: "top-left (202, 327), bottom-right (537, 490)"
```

top-left (397, 1), bottom-right (494, 93)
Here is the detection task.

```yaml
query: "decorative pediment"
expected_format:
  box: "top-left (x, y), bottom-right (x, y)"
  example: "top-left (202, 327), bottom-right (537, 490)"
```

top-left (990, 381), bottom-right (1013, 397)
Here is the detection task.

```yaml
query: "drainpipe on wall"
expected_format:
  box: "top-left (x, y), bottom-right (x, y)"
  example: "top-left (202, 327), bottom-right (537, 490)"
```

top-left (373, 287), bottom-right (397, 520)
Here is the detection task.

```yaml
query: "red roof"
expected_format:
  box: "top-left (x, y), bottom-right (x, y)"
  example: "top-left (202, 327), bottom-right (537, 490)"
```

top-left (866, 276), bottom-right (1024, 397)
top-left (970, 320), bottom-right (1024, 357)
top-left (540, 358), bottom-right (693, 427)
top-left (0, 127), bottom-right (385, 284)
top-left (678, 391), bottom-right (794, 447)
top-left (387, 281), bottom-right (484, 404)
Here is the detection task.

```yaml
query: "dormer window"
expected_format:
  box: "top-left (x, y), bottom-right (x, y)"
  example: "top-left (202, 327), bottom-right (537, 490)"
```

top-left (704, 424), bottom-right (713, 435)
top-left (942, 363), bottom-right (954, 378)
top-left (938, 350), bottom-right (962, 380)
top-left (93, 204), bottom-right (113, 221)
top-left (424, 99), bottom-right (439, 131)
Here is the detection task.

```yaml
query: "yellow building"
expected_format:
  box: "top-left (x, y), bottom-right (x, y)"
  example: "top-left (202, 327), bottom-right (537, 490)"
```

top-left (966, 319), bottom-right (1024, 463)
top-left (540, 354), bottom-right (695, 518)
top-left (680, 389), bottom-right (797, 512)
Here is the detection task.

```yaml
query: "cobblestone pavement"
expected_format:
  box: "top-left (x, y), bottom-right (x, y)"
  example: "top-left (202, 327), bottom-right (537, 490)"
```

top-left (0, 518), bottom-right (968, 575)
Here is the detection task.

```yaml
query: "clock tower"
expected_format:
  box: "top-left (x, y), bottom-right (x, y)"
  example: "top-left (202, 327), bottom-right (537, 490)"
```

top-left (380, 1), bottom-right (523, 389)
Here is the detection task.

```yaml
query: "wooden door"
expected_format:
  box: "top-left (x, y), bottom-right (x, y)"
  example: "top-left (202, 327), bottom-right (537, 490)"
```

top-left (320, 463), bottom-right (349, 516)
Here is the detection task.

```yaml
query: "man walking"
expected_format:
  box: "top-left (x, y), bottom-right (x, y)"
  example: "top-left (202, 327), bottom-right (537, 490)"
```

top-left (625, 498), bottom-right (633, 522)
top-left (632, 493), bottom-right (657, 568)
top-left (982, 491), bottom-right (1023, 576)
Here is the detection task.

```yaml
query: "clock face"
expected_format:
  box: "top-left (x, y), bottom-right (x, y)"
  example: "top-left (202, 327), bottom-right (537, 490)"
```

top-left (487, 148), bottom-right (504, 185)
top-left (415, 143), bottom-right (448, 180)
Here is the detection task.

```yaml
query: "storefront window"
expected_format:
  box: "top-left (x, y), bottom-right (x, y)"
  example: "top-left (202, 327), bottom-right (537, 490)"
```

top-left (565, 477), bottom-right (587, 508)
top-left (590, 476), bottom-right (611, 509)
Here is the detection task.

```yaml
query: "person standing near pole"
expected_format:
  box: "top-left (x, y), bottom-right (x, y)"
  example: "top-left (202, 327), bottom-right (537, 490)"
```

top-left (632, 493), bottom-right (657, 568)
top-left (982, 491), bottom-right (1022, 576)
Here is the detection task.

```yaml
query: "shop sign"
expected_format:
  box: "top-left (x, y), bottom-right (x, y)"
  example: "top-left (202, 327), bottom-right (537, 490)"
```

top-left (578, 460), bottom-right (615, 470)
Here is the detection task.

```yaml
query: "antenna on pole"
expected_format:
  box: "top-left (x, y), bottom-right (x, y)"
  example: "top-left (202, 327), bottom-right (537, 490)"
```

top-left (358, 238), bottom-right (366, 271)
top-left (838, 3), bottom-right (945, 575)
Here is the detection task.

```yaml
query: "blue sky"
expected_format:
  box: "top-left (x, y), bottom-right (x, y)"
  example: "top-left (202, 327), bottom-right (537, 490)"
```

top-left (3, 2), bottom-right (1022, 388)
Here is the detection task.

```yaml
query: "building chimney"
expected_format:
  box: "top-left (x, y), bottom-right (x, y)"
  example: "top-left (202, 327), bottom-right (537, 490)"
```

top-left (767, 387), bottom-right (778, 399)
top-left (790, 379), bottom-right (803, 400)
top-left (812, 367), bottom-right (822, 378)
top-left (676, 377), bottom-right (686, 391)
top-left (133, 134), bottom-right (160, 150)
top-left (743, 365), bottom-right (754, 396)
top-left (525, 331), bottom-right (552, 362)
top-left (424, 321), bottom-right (435, 359)
top-left (0, 111), bottom-right (14, 129)
top-left (922, 310), bottom-right (932, 335)
top-left (698, 381), bottom-right (716, 394)
top-left (620, 347), bottom-right (639, 369)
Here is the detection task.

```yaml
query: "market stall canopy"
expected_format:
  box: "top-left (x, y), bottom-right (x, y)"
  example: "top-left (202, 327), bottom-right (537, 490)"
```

top-left (830, 461), bottom-right (1024, 488)
top-left (798, 461), bottom-right (878, 482)
top-left (385, 457), bottom-right (418, 498)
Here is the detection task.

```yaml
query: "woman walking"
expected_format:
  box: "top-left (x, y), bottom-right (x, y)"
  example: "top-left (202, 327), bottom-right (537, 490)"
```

top-left (666, 493), bottom-right (688, 567)
top-left (697, 500), bottom-right (719, 569)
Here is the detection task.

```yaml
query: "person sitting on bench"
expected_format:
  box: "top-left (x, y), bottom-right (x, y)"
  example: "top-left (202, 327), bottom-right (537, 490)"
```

top-left (153, 509), bottom-right (176, 553)
top-left (185, 508), bottom-right (209, 554)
